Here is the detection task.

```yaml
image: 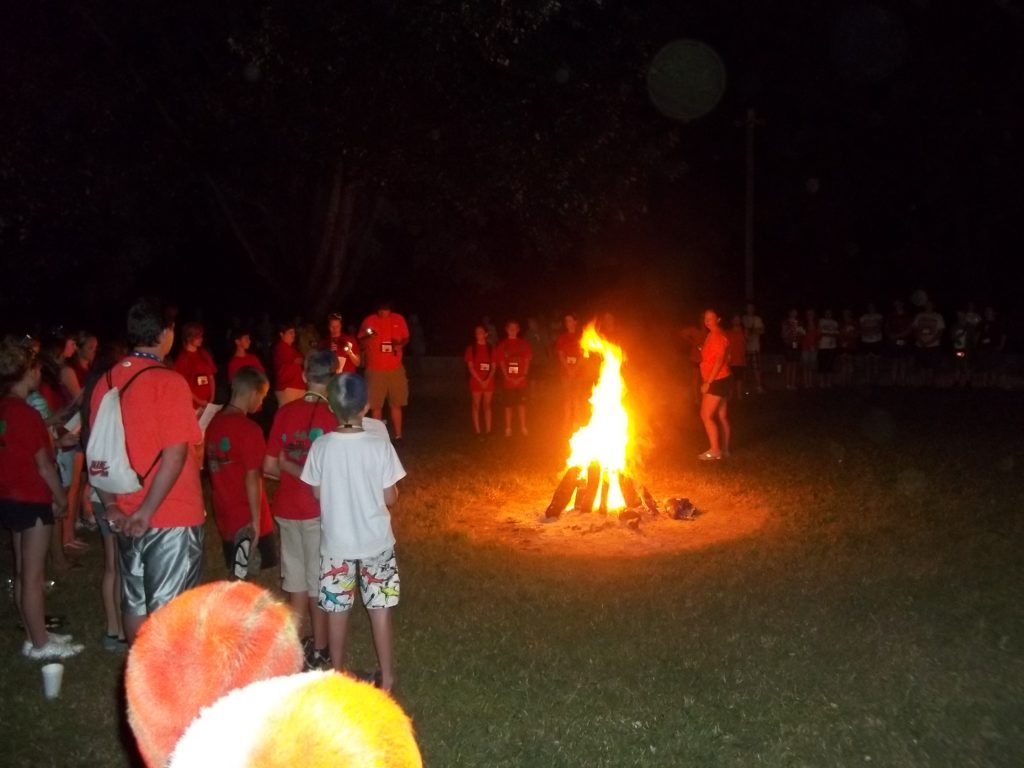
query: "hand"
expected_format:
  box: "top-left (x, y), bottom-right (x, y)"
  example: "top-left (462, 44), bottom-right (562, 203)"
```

top-left (52, 499), bottom-right (69, 519)
top-left (57, 431), bottom-right (80, 449)
top-left (700, 381), bottom-right (710, 394)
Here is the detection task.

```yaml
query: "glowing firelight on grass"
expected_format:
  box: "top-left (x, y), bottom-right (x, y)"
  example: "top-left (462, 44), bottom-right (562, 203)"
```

top-left (563, 323), bottom-right (633, 513)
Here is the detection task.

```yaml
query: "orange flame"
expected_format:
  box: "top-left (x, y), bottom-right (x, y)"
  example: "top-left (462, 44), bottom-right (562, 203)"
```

top-left (565, 323), bottom-right (632, 512)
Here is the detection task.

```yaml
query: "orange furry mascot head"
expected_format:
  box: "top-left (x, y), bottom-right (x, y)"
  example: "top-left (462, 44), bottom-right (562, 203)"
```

top-left (125, 582), bottom-right (422, 768)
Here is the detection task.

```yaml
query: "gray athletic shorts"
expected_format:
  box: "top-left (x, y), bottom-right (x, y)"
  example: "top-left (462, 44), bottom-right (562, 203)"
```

top-left (118, 525), bottom-right (204, 616)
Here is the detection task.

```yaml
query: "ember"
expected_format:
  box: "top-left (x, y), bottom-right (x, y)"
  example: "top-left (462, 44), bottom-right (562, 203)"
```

top-left (545, 323), bottom-right (658, 524)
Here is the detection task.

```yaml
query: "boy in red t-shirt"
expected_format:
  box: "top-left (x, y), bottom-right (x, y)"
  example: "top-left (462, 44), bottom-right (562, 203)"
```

top-left (226, 329), bottom-right (265, 384)
top-left (263, 349), bottom-right (339, 669)
top-left (494, 320), bottom-right (533, 437)
top-left (173, 322), bottom-right (217, 409)
top-left (205, 367), bottom-right (278, 579)
top-left (554, 313), bottom-right (587, 431)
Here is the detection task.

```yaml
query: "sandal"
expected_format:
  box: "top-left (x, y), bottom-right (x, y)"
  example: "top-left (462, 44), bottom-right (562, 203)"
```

top-left (697, 450), bottom-right (722, 461)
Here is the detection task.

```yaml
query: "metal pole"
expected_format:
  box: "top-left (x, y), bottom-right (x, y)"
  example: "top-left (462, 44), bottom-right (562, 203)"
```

top-left (744, 107), bottom-right (756, 301)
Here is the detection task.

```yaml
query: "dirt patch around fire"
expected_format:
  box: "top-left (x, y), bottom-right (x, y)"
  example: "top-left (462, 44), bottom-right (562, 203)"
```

top-left (452, 487), bottom-right (771, 559)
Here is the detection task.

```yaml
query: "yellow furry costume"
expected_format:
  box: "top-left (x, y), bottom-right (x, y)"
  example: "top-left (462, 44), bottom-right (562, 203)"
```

top-left (125, 581), bottom-right (422, 768)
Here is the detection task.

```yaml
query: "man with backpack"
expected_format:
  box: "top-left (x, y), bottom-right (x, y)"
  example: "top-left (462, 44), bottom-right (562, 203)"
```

top-left (86, 298), bottom-right (205, 644)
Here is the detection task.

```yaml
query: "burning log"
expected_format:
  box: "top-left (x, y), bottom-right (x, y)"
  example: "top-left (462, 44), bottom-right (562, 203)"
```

top-left (574, 462), bottom-right (602, 513)
top-left (598, 473), bottom-right (611, 515)
top-left (618, 475), bottom-right (641, 508)
top-left (639, 486), bottom-right (659, 516)
top-left (545, 467), bottom-right (582, 519)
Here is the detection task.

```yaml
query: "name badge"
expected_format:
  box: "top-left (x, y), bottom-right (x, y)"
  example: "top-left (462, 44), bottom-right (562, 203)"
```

top-left (566, 356), bottom-right (577, 365)
top-left (508, 363), bottom-right (520, 375)
top-left (480, 362), bottom-right (491, 372)
top-left (380, 342), bottom-right (393, 354)
top-left (196, 375), bottom-right (209, 386)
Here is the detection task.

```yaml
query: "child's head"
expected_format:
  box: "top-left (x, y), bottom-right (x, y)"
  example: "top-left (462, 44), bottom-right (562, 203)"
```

top-left (231, 366), bottom-right (269, 413)
top-left (232, 329), bottom-right (252, 353)
top-left (304, 349), bottom-right (339, 387)
top-left (327, 373), bottom-right (368, 424)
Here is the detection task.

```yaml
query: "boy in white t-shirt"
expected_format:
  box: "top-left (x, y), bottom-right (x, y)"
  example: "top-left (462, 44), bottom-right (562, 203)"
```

top-left (300, 373), bottom-right (406, 691)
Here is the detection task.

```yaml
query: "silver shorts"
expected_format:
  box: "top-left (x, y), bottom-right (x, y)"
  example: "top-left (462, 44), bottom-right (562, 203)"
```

top-left (118, 525), bottom-right (204, 616)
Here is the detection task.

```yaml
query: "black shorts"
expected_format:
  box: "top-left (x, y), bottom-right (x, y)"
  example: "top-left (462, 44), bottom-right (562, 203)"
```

top-left (817, 349), bottom-right (837, 373)
top-left (860, 341), bottom-right (883, 356)
top-left (783, 343), bottom-right (800, 363)
top-left (916, 346), bottom-right (942, 370)
top-left (0, 499), bottom-right (54, 532)
top-left (707, 376), bottom-right (732, 398)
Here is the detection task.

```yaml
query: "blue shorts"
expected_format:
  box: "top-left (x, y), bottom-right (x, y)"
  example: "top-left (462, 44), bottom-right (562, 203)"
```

top-left (118, 525), bottom-right (204, 616)
top-left (318, 548), bottom-right (400, 613)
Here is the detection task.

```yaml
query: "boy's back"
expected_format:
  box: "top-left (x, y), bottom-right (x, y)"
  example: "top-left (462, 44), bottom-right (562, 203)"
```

top-left (302, 430), bottom-right (405, 560)
top-left (205, 411), bottom-right (273, 541)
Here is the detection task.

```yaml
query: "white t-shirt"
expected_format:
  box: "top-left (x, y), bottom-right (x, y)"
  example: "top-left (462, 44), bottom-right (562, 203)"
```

top-left (741, 314), bottom-right (764, 353)
top-left (859, 313), bottom-right (884, 343)
top-left (818, 318), bottom-right (839, 349)
top-left (913, 311), bottom-right (945, 348)
top-left (301, 429), bottom-right (406, 559)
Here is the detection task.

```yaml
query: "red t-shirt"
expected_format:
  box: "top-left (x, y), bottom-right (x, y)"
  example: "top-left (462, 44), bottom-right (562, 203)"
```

top-left (69, 358), bottom-right (90, 389)
top-left (227, 353), bottom-right (265, 383)
top-left (700, 329), bottom-right (731, 382)
top-left (265, 396), bottom-right (337, 520)
top-left (494, 337), bottom-right (533, 390)
top-left (0, 397), bottom-right (54, 504)
top-left (464, 343), bottom-right (496, 393)
top-left (320, 334), bottom-right (360, 374)
top-left (89, 357), bottom-right (204, 528)
top-left (273, 341), bottom-right (305, 391)
top-left (205, 411), bottom-right (273, 540)
top-left (725, 328), bottom-right (747, 367)
top-left (172, 348), bottom-right (217, 404)
top-left (360, 313), bottom-right (410, 372)
top-left (555, 332), bottom-right (584, 378)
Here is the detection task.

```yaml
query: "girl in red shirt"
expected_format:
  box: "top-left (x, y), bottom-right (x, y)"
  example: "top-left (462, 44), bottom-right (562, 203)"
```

top-left (464, 325), bottom-right (496, 436)
top-left (0, 340), bottom-right (82, 659)
top-left (698, 309), bottom-right (732, 461)
top-left (273, 324), bottom-right (305, 407)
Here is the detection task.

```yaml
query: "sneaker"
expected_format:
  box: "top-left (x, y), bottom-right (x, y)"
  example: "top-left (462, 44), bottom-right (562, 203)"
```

top-left (102, 634), bottom-right (128, 652)
top-left (22, 638), bottom-right (84, 660)
top-left (304, 648), bottom-right (331, 671)
top-left (21, 632), bottom-right (74, 656)
top-left (697, 450), bottom-right (722, 461)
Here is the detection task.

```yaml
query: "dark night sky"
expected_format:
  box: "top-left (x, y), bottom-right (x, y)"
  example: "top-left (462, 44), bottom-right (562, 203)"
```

top-left (2, 1), bottom-right (1023, 349)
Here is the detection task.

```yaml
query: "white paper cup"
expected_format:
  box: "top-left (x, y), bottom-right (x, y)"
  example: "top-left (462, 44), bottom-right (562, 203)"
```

top-left (42, 662), bottom-right (64, 699)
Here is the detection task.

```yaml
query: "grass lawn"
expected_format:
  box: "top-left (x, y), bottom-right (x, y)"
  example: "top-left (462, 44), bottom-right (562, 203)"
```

top-left (2, 381), bottom-right (1023, 766)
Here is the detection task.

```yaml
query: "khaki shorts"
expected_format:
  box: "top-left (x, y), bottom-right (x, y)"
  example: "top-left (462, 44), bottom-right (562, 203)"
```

top-left (277, 516), bottom-right (321, 597)
top-left (366, 367), bottom-right (409, 410)
top-left (118, 525), bottom-right (204, 616)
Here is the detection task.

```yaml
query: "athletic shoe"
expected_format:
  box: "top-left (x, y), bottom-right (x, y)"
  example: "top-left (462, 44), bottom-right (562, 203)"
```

top-left (102, 634), bottom-right (129, 652)
top-left (697, 450), bottom-right (722, 461)
top-left (22, 638), bottom-right (84, 660)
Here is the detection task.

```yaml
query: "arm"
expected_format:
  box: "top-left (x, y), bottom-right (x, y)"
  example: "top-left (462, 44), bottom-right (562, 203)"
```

top-left (61, 366), bottom-right (83, 400)
top-left (119, 443), bottom-right (189, 537)
top-left (383, 483), bottom-right (398, 507)
top-left (244, 468), bottom-right (262, 541)
top-left (262, 455), bottom-right (281, 480)
top-left (34, 448), bottom-right (68, 517)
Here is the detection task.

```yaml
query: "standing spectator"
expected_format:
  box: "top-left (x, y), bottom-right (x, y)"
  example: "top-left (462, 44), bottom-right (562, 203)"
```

top-left (885, 300), bottom-right (914, 387)
top-left (1, 339), bottom-right (83, 659)
top-left (300, 373), bottom-right (407, 691)
top-left (950, 310), bottom-right (974, 388)
top-left (464, 325), bottom-right (496, 437)
top-left (69, 331), bottom-right (98, 390)
top-left (555, 313), bottom-right (587, 431)
top-left (524, 317), bottom-right (550, 385)
top-left (817, 309), bottom-right (839, 389)
top-left (495, 320), bottom-right (533, 437)
top-left (679, 314), bottom-right (707, 404)
top-left (359, 302), bottom-right (410, 441)
top-left (838, 309), bottom-right (859, 387)
top-left (482, 316), bottom-right (498, 347)
top-left (205, 367), bottom-right (278, 579)
top-left (912, 300), bottom-right (945, 387)
top-left (726, 314), bottom-right (747, 399)
top-left (741, 302), bottom-right (766, 393)
top-left (859, 302), bottom-right (884, 386)
top-left (781, 309), bottom-right (804, 390)
top-left (173, 322), bottom-right (217, 411)
top-left (698, 309), bottom-right (732, 460)
top-left (226, 329), bottom-right (265, 384)
top-left (89, 298), bottom-right (205, 644)
top-left (263, 350), bottom-right (339, 671)
top-left (321, 312), bottom-right (360, 375)
top-left (975, 306), bottom-right (1006, 388)
top-left (801, 309), bottom-right (820, 389)
top-left (272, 323), bottom-right (305, 407)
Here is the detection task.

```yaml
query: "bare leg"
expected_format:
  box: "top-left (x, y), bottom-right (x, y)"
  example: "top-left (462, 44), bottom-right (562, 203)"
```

top-left (310, 599), bottom-right (328, 651)
top-left (699, 394), bottom-right (721, 454)
top-left (482, 392), bottom-right (493, 433)
top-left (471, 392), bottom-right (482, 433)
top-left (327, 610), bottom-right (352, 671)
top-left (389, 404), bottom-right (403, 439)
top-left (102, 534), bottom-right (124, 638)
top-left (371, 407), bottom-right (383, 420)
top-left (504, 406), bottom-right (513, 435)
top-left (18, 520), bottom-right (53, 648)
top-left (367, 607), bottom-right (396, 691)
top-left (718, 398), bottom-right (731, 454)
top-left (518, 404), bottom-right (528, 435)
